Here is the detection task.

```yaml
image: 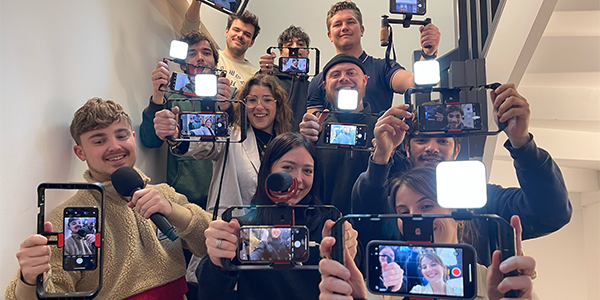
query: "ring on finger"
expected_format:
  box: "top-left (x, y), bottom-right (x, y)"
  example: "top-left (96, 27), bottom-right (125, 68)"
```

top-left (345, 230), bottom-right (352, 239)
top-left (216, 239), bottom-right (223, 249)
top-left (517, 269), bottom-right (537, 280)
top-left (266, 63), bottom-right (269, 68)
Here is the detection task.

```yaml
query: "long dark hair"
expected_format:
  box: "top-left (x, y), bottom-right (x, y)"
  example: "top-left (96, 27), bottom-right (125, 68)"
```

top-left (252, 132), bottom-right (320, 206)
top-left (388, 167), bottom-right (478, 246)
top-left (250, 132), bottom-right (326, 230)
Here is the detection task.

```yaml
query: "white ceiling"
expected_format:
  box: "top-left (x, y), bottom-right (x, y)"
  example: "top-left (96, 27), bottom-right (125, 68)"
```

top-left (494, 0), bottom-right (600, 175)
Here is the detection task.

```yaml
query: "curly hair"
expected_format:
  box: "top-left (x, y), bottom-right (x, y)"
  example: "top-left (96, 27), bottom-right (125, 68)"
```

top-left (232, 73), bottom-right (293, 135)
top-left (326, 1), bottom-right (363, 33)
top-left (70, 97), bottom-right (131, 145)
top-left (227, 11), bottom-right (261, 41)
top-left (277, 25), bottom-right (311, 48)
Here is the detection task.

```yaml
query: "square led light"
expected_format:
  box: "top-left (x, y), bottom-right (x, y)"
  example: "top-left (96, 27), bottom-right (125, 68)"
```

top-left (194, 74), bottom-right (218, 97)
top-left (436, 160), bottom-right (487, 209)
top-left (169, 40), bottom-right (189, 60)
top-left (414, 60), bottom-right (440, 86)
top-left (337, 89), bottom-right (359, 110)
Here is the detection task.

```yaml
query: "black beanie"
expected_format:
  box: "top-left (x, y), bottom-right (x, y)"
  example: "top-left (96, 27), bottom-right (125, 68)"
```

top-left (322, 53), bottom-right (366, 79)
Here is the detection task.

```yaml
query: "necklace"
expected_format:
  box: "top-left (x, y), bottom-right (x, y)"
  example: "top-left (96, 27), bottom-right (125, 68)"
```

top-left (253, 127), bottom-right (274, 158)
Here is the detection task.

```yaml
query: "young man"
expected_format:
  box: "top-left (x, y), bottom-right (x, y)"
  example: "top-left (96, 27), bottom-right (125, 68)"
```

top-left (5, 98), bottom-right (211, 300)
top-left (141, 30), bottom-right (230, 210)
top-left (351, 84), bottom-right (572, 265)
top-left (63, 217), bottom-right (94, 256)
top-left (139, 30), bottom-right (231, 300)
top-left (445, 104), bottom-right (464, 130)
top-left (307, 0), bottom-right (441, 114)
top-left (299, 53), bottom-right (379, 214)
top-left (183, 1), bottom-right (260, 89)
top-left (259, 25), bottom-right (312, 130)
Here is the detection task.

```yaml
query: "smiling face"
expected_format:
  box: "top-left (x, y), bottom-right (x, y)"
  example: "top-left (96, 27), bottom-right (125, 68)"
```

top-left (271, 228), bottom-right (282, 239)
top-left (447, 112), bottom-right (462, 129)
top-left (68, 218), bottom-right (83, 233)
top-left (394, 184), bottom-right (458, 244)
top-left (420, 255), bottom-right (447, 284)
top-left (324, 62), bottom-right (367, 109)
top-left (406, 137), bottom-right (459, 168)
top-left (74, 119), bottom-right (137, 183)
top-left (224, 19), bottom-right (255, 57)
top-left (327, 9), bottom-right (364, 52)
top-left (245, 85), bottom-right (277, 134)
top-left (270, 146), bottom-right (314, 205)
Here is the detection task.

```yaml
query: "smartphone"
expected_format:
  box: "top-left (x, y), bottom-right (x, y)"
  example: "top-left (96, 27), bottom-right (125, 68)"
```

top-left (323, 123), bottom-right (368, 147)
top-left (390, 0), bottom-right (426, 15)
top-left (179, 112), bottom-right (228, 137)
top-left (238, 226), bottom-right (309, 263)
top-left (367, 241), bottom-right (477, 299)
top-left (279, 57), bottom-right (309, 74)
top-left (63, 207), bottom-right (99, 271)
top-left (200, 0), bottom-right (248, 16)
top-left (417, 103), bottom-right (482, 132)
top-left (169, 72), bottom-right (218, 97)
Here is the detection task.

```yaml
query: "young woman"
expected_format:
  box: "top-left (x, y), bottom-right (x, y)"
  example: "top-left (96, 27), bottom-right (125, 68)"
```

top-left (197, 132), bottom-right (357, 300)
top-left (318, 167), bottom-right (538, 300)
top-left (157, 73), bottom-right (294, 216)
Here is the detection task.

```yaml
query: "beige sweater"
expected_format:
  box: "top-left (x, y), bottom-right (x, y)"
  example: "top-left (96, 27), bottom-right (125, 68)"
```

top-left (5, 168), bottom-right (211, 300)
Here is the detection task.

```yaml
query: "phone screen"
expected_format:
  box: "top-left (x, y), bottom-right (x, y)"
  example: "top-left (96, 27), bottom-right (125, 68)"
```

top-left (324, 124), bottom-right (368, 147)
top-left (170, 72), bottom-right (218, 97)
top-left (238, 226), bottom-right (309, 263)
top-left (279, 57), bottom-right (309, 74)
top-left (418, 103), bottom-right (482, 132)
top-left (367, 241), bottom-right (476, 299)
top-left (390, 0), bottom-right (426, 15)
top-left (202, 0), bottom-right (244, 14)
top-left (63, 207), bottom-right (98, 271)
top-left (179, 112), bottom-right (228, 137)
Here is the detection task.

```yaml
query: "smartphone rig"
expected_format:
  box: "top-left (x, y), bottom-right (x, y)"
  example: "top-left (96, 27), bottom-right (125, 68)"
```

top-left (331, 212), bottom-right (520, 299)
top-left (36, 183), bottom-right (105, 300)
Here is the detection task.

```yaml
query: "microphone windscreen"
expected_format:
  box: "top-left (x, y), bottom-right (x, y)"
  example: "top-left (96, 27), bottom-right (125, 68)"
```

top-left (266, 171), bottom-right (292, 192)
top-left (111, 166), bottom-right (144, 197)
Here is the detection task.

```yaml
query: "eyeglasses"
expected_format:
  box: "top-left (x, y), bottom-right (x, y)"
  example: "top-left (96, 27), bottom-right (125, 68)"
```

top-left (244, 95), bottom-right (278, 108)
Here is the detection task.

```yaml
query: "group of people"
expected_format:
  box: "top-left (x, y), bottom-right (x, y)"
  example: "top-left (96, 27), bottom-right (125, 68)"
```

top-left (5, 1), bottom-right (571, 300)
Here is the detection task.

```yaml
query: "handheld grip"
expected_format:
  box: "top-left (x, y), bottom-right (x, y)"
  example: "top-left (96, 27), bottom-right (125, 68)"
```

top-left (498, 221), bottom-right (519, 298)
top-left (380, 26), bottom-right (390, 47)
top-left (330, 220), bottom-right (345, 264)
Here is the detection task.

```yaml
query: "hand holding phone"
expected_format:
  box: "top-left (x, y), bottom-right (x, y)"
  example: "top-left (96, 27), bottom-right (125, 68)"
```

top-left (259, 52), bottom-right (276, 74)
top-left (205, 219), bottom-right (240, 268)
top-left (16, 222), bottom-right (53, 285)
top-left (487, 215), bottom-right (536, 299)
top-left (152, 60), bottom-right (170, 104)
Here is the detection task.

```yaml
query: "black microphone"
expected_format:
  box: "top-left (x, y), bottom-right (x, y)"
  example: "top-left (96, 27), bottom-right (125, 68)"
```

top-left (266, 171), bottom-right (292, 192)
top-left (265, 171), bottom-right (300, 203)
top-left (111, 166), bottom-right (179, 241)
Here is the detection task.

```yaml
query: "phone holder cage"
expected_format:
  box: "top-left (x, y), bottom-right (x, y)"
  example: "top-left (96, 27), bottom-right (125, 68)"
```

top-left (331, 212), bottom-right (520, 299)
top-left (312, 110), bottom-right (377, 153)
top-left (199, 0), bottom-right (250, 17)
top-left (36, 183), bottom-right (105, 300)
top-left (218, 204), bottom-right (342, 271)
top-left (403, 83), bottom-right (507, 141)
top-left (265, 46), bottom-right (321, 77)
top-left (165, 98), bottom-right (247, 143)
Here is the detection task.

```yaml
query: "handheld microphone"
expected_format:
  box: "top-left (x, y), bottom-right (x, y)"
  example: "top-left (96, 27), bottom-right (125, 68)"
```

top-left (111, 166), bottom-right (179, 241)
top-left (265, 171), bottom-right (301, 203)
